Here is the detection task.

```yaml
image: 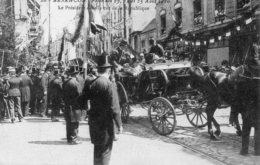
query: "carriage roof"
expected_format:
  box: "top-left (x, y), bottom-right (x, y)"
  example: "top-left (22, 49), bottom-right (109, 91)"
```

top-left (144, 61), bottom-right (192, 71)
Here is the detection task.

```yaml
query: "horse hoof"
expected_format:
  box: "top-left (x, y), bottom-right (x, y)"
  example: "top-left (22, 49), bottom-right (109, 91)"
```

top-left (210, 135), bottom-right (218, 140)
top-left (236, 130), bottom-right (242, 137)
top-left (214, 130), bottom-right (221, 137)
top-left (240, 150), bottom-right (248, 155)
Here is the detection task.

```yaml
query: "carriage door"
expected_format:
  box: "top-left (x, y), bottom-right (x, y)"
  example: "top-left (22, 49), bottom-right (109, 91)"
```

top-left (207, 47), bottom-right (229, 67)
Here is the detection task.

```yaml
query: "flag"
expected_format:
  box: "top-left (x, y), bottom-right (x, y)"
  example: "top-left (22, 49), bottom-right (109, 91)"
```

top-left (58, 34), bottom-right (65, 62)
top-left (71, 1), bottom-right (86, 44)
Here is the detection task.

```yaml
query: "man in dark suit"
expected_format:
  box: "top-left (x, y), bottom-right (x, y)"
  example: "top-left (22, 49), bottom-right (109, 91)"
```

top-left (149, 38), bottom-right (164, 58)
top-left (19, 67), bottom-right (33, 117)
top-left (49, 70), bottom-right (63, 122)
top-left (110, 39), bottom-right (128, 71)
top-left (30, 68), bottom-right (40, 115)
top-left (79, 55), bottom-right (122, 165)
top-left (7, 67), bottom-right (23, 123)
top-left (63, 66), bottom-right (82, 144)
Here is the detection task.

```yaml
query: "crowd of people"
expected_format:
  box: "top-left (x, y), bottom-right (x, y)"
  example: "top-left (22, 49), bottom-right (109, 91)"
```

top-left (0, 64), bottom-right (85, 121)
top-left (0, 55), bottom-right (123, 165)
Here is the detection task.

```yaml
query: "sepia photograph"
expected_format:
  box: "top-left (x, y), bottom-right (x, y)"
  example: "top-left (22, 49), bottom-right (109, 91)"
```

top-left (0, 0), bottom-right (259, 164)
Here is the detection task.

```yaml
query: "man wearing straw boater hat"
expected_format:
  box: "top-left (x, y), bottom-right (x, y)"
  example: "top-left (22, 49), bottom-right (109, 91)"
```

top-left (7, 67), bottom-right (23, 123)
top-left (63, 65), bottom-right (82, 144)
top-left (79, 55), bottom-right (122, 165)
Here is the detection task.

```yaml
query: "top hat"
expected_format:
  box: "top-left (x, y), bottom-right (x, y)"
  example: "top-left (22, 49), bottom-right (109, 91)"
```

top-left (66, 66), bottom-right (79, 75)
top-left (119, 39), bottom-right (127, 46)
top-left (96, 55), bottom-right (112, 68)
top-left (54, 69), bottom-right (60, 75)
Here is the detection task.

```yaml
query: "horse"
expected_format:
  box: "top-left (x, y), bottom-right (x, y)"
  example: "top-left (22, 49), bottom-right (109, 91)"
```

top-left (189, 64), bottom-right (260, 155)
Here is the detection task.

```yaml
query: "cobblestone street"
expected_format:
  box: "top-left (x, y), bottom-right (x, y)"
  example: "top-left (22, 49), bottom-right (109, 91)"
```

top-left (0, 115), bottom-right (217, 165)
top-left (130, 105), bottom-right (260, 165)
top-left (0, 105), bottom-right (260, 165)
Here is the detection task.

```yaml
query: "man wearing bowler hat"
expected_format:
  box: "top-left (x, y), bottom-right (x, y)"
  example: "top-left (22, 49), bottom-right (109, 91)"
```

top-left (79, 55), bottom-right (122, 165)
top-left (63, 66), bottom-right (82, 144)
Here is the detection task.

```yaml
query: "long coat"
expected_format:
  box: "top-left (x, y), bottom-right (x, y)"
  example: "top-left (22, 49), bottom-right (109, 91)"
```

top-left (20, 74), bottom-right (33, 102)
top-left (49, 76), bottom-right (63, 99)
top-left (7, 76), bottom-right (22, 97)
top-left (79, 76), bottom-right (121, 145)
top-left (63, 77), bottom-right (82, 122)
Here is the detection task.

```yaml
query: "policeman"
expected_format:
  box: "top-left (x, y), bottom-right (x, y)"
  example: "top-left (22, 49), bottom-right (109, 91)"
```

top-left (79, 55), bottom-right (122, 165)
top-left (63, 66), bottom-right (82, 144)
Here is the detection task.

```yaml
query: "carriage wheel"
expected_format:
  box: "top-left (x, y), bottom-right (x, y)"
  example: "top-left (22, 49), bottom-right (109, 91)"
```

top-left (186, 95), bottom-right (207, 128)
top-left (148, 97), bottom-right (176, 136)
top-left (116, 82), bottom-right (130, 123)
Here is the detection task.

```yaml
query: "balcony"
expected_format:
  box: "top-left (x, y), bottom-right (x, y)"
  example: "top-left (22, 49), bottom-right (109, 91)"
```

top-left (194, 13), bottom-right (203, 26)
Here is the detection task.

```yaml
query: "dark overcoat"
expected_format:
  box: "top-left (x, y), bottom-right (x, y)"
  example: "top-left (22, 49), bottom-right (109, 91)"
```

top-left (80, 76), bottom-right (121, 145)
top-left (20, 74), bottom-right (33, 102)
top-left (63, 77), bottom-right (82, 122)
top-left (7, 76), bottom-right (22, 97)
top-left (49, 76), bottom-right (63, 99)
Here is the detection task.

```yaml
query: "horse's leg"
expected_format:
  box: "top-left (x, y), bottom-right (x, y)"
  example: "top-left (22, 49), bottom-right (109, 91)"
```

top-left (240, 112), bottom-right (251, 155)
top-left (230, 105), bottom-right (242, 136)
top-left (206, 101), bottom-right (218, 140)
top-left (254, 102), bottom-right (260, 156)
top-left (212, 117), bottom-right (221, 137)
top-left (233, 111), bottom-right (242, 136)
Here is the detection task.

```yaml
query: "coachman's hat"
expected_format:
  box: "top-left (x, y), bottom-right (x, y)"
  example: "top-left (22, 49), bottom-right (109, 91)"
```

top-left (119, 39), bottom-right (127, 46)
top-left (96, 55), bottom-right (112, 68)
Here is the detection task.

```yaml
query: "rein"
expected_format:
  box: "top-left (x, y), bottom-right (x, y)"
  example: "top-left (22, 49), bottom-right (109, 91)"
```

top-left (239, 65), bottom-right (260, 80)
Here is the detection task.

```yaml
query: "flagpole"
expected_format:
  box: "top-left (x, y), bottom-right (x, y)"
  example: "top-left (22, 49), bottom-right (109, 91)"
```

top-left (1, 50), bottom-right (4, 75)
top-left (48, 0), bottom-right (51, 61)
top-left (83, 0), bottom-right (92, 79)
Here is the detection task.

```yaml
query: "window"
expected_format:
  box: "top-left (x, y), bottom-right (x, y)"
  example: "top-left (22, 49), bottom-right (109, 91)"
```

top-left (194, 0), bottom-right (203, 25)
top-left (174, 1), bottom-right (182, 27)
top-left (215, 0), bottom-right (225, 22)
top-left (142, 40), bottom-right (146, 49)
top-left (237, 0), bottom-right (251, 10)
top-left (160, 10), bottom-right (166, 34)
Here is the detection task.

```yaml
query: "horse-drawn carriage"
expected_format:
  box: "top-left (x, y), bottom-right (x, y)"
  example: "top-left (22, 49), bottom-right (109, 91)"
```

top-left (116, 61), bottom-right (208, 135)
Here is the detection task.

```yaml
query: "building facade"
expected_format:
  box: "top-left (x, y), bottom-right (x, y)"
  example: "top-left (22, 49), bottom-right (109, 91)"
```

top-left (140, 18), bottom-right (157, 53)
top-left (101, 1), bottom-right (156, 53)
top-left (155, 0), bottom-right (260, 66)
top-left (0, 0), bottom-right (41, 70)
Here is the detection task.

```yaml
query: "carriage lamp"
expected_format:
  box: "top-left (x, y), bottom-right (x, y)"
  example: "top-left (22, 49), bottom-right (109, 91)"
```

top-left (236, 26), bottom-right (241, 31)
top-left (225, 31), bottom-right (231, 37)
top-left (218, 36), bottom-right (222, 40)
